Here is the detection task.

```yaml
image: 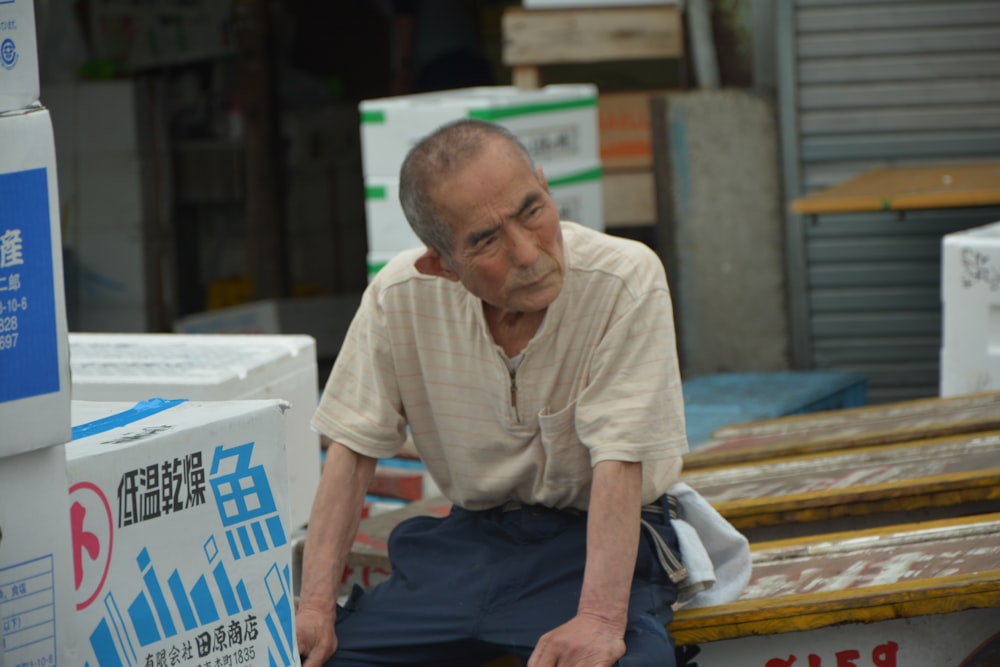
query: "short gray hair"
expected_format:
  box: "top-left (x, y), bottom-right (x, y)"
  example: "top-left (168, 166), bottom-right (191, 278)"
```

top-left (398, 119), bottom-right (536, 259)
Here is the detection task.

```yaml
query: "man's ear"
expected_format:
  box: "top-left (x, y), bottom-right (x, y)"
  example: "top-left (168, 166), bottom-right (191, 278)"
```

top-left (414, 246), bottom-right (459, 281)
top-left (537, 165), bottom-right (549, 192)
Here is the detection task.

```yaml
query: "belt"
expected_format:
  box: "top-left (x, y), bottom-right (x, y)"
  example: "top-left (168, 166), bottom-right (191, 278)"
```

top-left (500, 495), bottom-right (688, 584)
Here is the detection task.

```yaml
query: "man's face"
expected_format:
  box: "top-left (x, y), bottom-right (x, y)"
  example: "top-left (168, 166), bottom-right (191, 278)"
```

top-left (430, 138), bottom-right (565, 315)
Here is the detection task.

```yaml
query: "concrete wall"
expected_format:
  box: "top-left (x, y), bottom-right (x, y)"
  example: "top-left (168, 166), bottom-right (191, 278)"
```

top-left (654, 89), bottom-right (790, 377)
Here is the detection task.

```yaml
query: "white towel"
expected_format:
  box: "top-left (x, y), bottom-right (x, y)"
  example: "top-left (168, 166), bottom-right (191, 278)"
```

top-left (669, 482), bottom-right (752, 609)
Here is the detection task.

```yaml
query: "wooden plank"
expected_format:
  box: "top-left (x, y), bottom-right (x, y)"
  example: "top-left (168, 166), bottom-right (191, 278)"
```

top-left (790, 161), bottom-right (1000, 215)
top-left (686, 431), bottom-right (1000, 535)
top-left (502, 6), bottom-right (684, 66)
top-left (670, 513), bottom-right (1000, 645)
top-left (685, 390), bottom-right (1000, 469)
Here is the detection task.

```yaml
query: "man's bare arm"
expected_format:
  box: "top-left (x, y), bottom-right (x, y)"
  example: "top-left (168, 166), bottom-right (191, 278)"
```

top-left (296, 436), bottom-right (377, 667)
top-left (528, 459), bottom-right (643, 667)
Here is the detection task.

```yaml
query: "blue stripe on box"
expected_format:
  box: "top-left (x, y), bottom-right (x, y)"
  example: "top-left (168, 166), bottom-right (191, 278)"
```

top-left (236, 580), bottom-right (251, 612)
top-left (168, 571), bottom-right (198, 631)
top-left (72, 399), bottom-right (186, 440)
top-left (265, 612), bottom-right (291, 667)
top-left (238, 525), bottom-right (255, 556)
top-left (191, 576), bottom-right (220, 625)
top-left (127, 594), bottom-right (160, 646)
top-left (90, 619), bottom-right (125, 667)
top-left (213, 562), bottom-right (240, 616)
top-left (266, 515), bottom-right (287, 547)
top-left (252, 521), bottom-right (269, 552)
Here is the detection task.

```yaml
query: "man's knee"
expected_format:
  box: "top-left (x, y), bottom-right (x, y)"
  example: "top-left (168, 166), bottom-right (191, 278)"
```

top-left (616, 617), bottom-right (676, 667)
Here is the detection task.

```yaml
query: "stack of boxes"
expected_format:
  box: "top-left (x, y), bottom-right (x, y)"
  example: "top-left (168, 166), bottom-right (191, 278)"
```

top-left (2, 8), bottom-right (297, 665)
top-left (0, 3), bottom-right (75, 666)
top-left (359, 84), bottom-right (604, 279)
top-left (941, 221), bottom-right (1000, 396)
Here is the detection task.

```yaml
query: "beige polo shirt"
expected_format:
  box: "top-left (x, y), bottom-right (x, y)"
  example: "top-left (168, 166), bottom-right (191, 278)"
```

top-left (312, 222), bottom-right (687, 511)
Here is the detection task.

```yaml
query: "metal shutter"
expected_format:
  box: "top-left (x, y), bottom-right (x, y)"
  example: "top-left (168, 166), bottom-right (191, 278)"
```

top-left (777, 0), bottom-right (1000, 403)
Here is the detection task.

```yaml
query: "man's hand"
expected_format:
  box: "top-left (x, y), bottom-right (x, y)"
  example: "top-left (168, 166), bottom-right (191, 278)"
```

top-left (527, 612), bottom-right (626, 667)
top-left (296, 605), bottom-right (338, 667)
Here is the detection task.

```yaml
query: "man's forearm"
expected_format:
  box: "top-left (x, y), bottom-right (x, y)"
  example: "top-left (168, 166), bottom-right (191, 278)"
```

top-left (578, 460), bottom-right (643, 632)
top-left (298, 438), bottom-right (377, 617)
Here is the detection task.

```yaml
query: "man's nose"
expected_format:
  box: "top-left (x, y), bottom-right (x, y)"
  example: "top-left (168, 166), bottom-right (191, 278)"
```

top-left (508, 227), bottom-right (539, 267)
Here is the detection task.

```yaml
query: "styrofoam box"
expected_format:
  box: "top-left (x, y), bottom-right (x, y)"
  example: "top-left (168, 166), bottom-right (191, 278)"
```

top-left (66, 399), bottom-right (298, 667)
top-left (0, 444), bottom-right (75, 667)
top-left (68, 333), bottom-right (321, 531)
top-left (941, 220), bottom-right (1000, 396)
top-left (0, 0), bottom-right (40, 113)
top-left (173, 294), bottom-right (362, 362)
top-left (364, 159), bottom-right (604, 255)
top-left (0, 107), bottom-right (71, 457)
top-left (359, 84), bottom-right (598, 179)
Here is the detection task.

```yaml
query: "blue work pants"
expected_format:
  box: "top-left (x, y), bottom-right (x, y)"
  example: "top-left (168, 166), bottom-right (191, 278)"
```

top-left (326, 498), bottom-right (681, 666)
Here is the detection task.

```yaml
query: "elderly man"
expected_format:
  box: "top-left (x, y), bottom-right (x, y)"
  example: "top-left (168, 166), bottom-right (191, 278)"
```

top-left (296, 119), bottom-right (690, 667)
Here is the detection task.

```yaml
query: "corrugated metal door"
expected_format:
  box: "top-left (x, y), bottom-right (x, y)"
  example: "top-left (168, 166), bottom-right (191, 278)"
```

top-left (777, 0), bottom-right (1000, 403)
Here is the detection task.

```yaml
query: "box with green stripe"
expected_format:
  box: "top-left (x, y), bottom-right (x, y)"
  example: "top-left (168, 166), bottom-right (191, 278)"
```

top-left (359, 84), bottom-right (599, 179)
top-left (364, 160), bottom-right (604, 269)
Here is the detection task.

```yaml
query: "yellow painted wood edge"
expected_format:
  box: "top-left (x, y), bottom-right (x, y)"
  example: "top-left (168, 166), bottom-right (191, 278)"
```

top-left (791, 191), bottom-right (1000, 215)
top-left (749, 511), bottom-right (1000, 551)
top-left (670, 574), bottom-right (1000, 645)
top-left (719, 471), bottom-right (1000, 528)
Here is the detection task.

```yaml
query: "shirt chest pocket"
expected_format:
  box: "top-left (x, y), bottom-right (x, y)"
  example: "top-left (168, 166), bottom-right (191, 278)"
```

top-left (537, 401), bottom-right (592, 487)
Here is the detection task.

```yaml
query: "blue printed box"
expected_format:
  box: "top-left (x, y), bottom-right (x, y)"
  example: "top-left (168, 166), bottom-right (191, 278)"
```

top-left (0, 0), bottom-right (40, 113)
top-left (0, 106), bottom-right (71, 457)
top-left (65, 399), bottom-right (297, 667)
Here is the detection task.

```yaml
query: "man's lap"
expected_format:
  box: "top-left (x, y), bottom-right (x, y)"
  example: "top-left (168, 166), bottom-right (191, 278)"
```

top-left (328, 503), bottom-right (679, 666)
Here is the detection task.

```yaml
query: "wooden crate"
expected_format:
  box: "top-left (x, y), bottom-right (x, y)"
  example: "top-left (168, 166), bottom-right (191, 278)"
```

top-left (501, 6), bottom-right (684, 88)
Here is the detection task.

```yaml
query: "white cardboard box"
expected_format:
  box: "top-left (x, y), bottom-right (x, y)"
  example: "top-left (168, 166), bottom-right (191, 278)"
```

top-left (359, 84), bottom-right (599, 179)
top-left (0, 0), bottom-right (40, 113)
top-left (364, 160), bottom-right (604, 256)
top-left (66, 399), bottom-right (297, 667)
top-left (68, 333), bottom-right (322, 531)
top-left (941, 220), bottom-right (1000, 396)
top-left (0, 444), bottom-right (75, 667)
top-left (0, 107), bottom-right (71, 457)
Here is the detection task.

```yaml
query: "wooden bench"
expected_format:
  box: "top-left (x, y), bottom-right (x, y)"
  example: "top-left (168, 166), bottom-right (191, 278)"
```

top-left (685, 390), bottom-right (1000, 469)
top-left (671, 513), bottom-right (1000, 664)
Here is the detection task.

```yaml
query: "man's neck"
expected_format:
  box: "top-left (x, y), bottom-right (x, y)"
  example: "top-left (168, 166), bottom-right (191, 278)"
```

top-left (483, 305), bottom-right (547, 358)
